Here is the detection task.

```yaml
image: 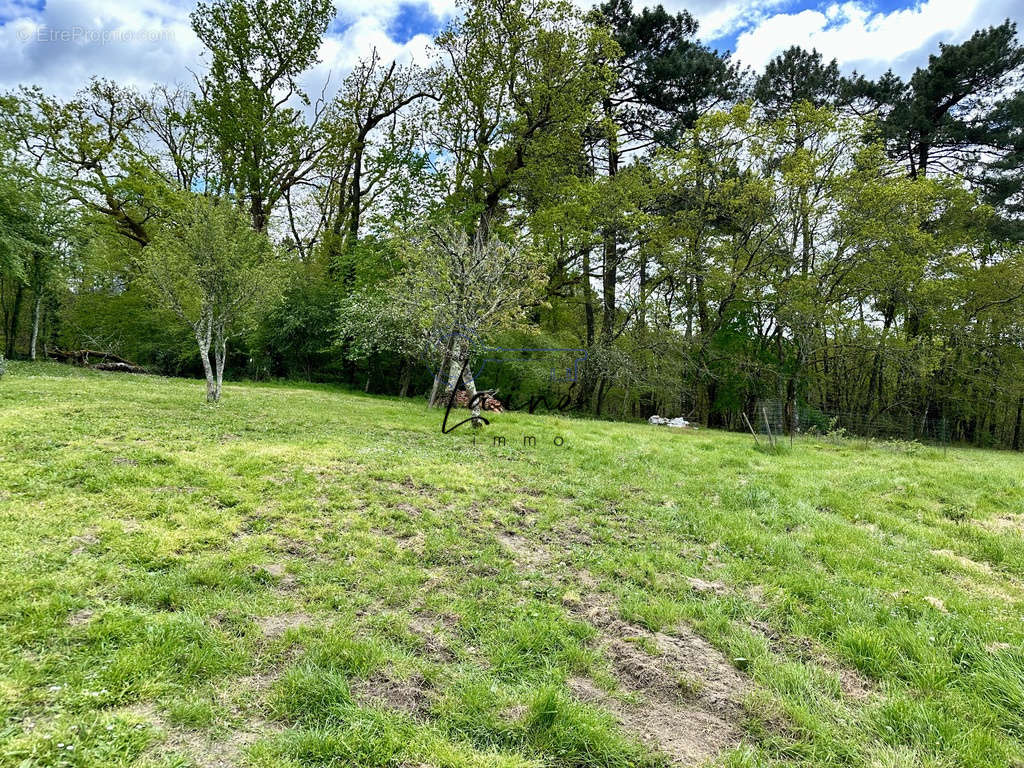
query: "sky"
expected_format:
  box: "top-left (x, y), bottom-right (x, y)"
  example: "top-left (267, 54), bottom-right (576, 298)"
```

top-left (1, 0), bottom-right (1022, 99)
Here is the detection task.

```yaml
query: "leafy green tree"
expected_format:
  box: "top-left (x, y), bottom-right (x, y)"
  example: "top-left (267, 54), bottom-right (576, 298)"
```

top-left (430, 0), bottom-right (618, 232)
top-left (0, 101), bottom-right (59, 360)
top-left (191, 0), bottom-right (336, 232)
top-left (138, 194), bottom-right (282, 401)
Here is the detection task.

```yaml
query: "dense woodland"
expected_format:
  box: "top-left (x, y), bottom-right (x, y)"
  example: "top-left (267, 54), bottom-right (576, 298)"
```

top-left (2, 0), bottom-right (1024, 447)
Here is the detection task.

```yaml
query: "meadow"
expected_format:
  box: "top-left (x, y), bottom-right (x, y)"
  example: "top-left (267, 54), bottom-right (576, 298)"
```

top-left (0, 362), bottom-right (1022, 768)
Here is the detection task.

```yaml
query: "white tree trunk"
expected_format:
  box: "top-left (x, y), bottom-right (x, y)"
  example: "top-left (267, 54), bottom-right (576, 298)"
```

top-left (460, 358), bottom-right (482, 421)
top-left (428, 335), bottom-right (455, 408)
top-left (195, 312), bottom-right (218, 402)
top-left (29, 295), bottom-right (41, 362)
top-left (445, 344), bottom-right (482, 422)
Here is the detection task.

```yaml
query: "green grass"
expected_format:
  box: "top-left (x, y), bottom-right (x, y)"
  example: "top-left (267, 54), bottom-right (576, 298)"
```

top-left (1, 360), bottom-right (1022, 767)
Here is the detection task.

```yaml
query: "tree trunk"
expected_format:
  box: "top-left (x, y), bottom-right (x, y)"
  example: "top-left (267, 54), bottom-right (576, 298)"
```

top-left (195, 313), bottom-right (218, 403)
top-left (398, 360), bottom-right (412, 398)
top-left (29, 294), bottom-right (41, 362)
top-left (428, 334), bottom-right (455, 408)
top-left (600, 104), bottom-right (619, 345)
top-left (1013, 396), bottom-right (1023, 451)
top-left (213, 324), bottom-right (226, 402)
top-left (595, 377), bottom-right (607, 417)
top-left (199, 344), bottom-right (217, 402)
top-left (581, 247), bottom-right (594, 348)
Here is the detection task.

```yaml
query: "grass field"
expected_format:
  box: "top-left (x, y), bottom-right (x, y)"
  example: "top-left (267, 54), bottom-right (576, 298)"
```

top-left (1, 362), bottom-right (1023, 768)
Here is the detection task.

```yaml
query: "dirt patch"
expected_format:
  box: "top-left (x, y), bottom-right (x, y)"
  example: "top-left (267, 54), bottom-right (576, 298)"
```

top-left (836, 668), bottom-right (873, 700)
top-left (923, 596), bottom-right (948, 613)
top-left (69, 530), bottom-right (100, 556)
top-left (497, 531), bottom-right (550, 570)
top-left (979, 514), bottom-right (1024, 534)
top-left (126, 701), bottom-right (280, 768)
top-left (569, 599), bottom-right (748, 765)
top-left (492, 527), bottom-right (749, 763)
top-left (517, 486), bottom-right (545, 498)
top-left (569, 676), bottom-right (740, 766)
top-left (931, 549), bottom-right (993, 573)
top-left (396, 502), bottom-right (423, 518)
top-left (253, 562), bottom-right (298, 590)
top-left (351, 669), bottom-right (433, 717)
top-left (256, 612), bottom-right (313, 637)
top-left (397, 531), bottom-right (427, 556)
top-left (408, 614), bottom-right (456, 662)
top-left (68, 609), bottom-right (93, 627)
top-left (686, 577), bottom-right (729, 596)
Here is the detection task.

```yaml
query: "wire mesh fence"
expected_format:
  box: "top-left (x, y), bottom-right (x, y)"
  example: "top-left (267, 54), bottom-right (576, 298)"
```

top-left (751, 399), bottom-right (952, 449)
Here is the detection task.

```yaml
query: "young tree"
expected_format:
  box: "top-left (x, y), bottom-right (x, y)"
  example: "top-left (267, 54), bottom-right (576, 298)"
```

top-left (373, 220), bottom-right (546, 414)
top-left (138, 194), bottom-right (281, 401)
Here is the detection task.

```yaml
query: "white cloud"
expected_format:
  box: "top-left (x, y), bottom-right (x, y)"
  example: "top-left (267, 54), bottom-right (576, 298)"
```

top-left (731, 0), bottom-right (1020, 77)
top-left (3, 0), bottom-right (1021, 99)
top-left (0, 0), bottom-right (451, 100)
top-left (0, 0), bottom-right (202, 96)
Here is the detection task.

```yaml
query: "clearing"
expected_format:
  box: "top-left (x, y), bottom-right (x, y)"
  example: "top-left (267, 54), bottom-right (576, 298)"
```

top-left (0, 362), bottom-right (1022, 767)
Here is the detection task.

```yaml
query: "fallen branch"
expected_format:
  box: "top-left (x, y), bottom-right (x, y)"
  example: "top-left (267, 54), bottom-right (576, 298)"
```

top-left (50, 348), bottom-right (147, 373)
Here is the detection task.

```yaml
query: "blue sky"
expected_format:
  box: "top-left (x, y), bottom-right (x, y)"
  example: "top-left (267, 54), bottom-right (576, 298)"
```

top-left (1, 0), bottom-right (1021, 97)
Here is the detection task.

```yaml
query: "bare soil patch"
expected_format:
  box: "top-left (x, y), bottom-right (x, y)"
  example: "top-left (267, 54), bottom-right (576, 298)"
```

top-left (351, 669), bottom-right (434, 717)
top-left (571, 593), bottom-right (748, 763)
top-left (68, 608), bottom-right (93, 627)
top-left (497, 530), bottom-right (550, 570)
top-left (408, 613), bottom-right (456, 662)
top-left (126, 701), bottom-right (280, 768)
top-left (492, 525), bottom-right (750, 763)
top-left (979, 513), bottom-right (1024, 534)
top-left (931, 549), bottom-right (993, 572)
top-left (256, 612), bottom-right (313, 637)
top-left (686, 577), bottom-right (729, 596)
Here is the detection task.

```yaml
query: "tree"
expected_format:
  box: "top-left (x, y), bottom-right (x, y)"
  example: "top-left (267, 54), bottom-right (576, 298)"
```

top-left (753, 46), bottom-right (844, 117)
top-left (595, 0), bottom-right (743, 149)
top-left (319, 50), bottom-right (433, 273)
top-left (138, 194), bottom-right (281, 401)
top-left (849, 21), bottom-right (1024, 181)
top-left (191, 0), bottom-right (336, 233)
top-left (577, 0), bottom-right (741, 411)
top-left (11, 81), bottom-right (159, 248)
top-left (375, 220), bottom-right (546, 415)
top-left (0, 100), bottom-right (58, 360)
top-left (430, 0), bottom-right (618, 233)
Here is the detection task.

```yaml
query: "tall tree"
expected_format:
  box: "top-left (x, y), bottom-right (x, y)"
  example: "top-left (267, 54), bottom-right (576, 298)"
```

top-left (583, 0), bottom-right (742, 410)
top-left (191, 0), bottom-right (336, 232)
top-left (753, 46), bottom-right (844, 117)
top-left (430, 0), bottom-right (617, 233)
top-left (849, 21), bottom-right (1024, 181)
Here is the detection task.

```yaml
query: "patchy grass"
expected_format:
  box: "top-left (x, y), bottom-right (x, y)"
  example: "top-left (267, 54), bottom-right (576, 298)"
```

top-left (1, 360), bottom-right (1022, 768)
